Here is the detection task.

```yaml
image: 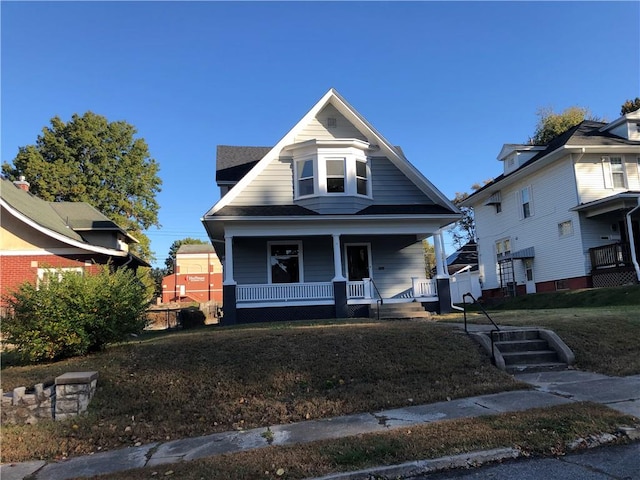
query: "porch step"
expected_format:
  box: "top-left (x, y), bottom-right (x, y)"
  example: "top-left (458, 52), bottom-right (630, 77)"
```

top-left (371, 302), bottom-right (431, 320)
top-left (471, 328), bottom-right (574, 374)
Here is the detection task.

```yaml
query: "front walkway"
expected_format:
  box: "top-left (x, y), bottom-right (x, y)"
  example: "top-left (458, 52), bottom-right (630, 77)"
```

top-left (2, 371), bottom-right (639, 480)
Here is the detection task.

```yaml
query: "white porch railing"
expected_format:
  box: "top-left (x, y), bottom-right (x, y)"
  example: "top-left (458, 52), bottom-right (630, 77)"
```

top-left (237, 282), bottom-right (334, 303)
top-left (411, 277), bottom-right (438, 297)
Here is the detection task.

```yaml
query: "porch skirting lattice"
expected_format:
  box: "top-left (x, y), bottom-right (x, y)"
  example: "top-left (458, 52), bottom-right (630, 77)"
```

top-left (592, 269), bottom-right (639, 288)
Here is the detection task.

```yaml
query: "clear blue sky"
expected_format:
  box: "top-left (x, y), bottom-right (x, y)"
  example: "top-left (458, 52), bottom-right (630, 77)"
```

top-left (2, 1), bottom-right (639, 268)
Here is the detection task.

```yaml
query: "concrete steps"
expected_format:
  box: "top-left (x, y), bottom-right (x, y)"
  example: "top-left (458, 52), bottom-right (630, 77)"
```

top-left (370, 302), bottom-right (431, 320)
top-left (471, 328), bottom-right (575, 374)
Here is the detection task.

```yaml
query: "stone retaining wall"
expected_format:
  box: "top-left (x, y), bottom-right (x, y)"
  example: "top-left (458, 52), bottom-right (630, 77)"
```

top-left (1, 371), bottom-right (98, 425)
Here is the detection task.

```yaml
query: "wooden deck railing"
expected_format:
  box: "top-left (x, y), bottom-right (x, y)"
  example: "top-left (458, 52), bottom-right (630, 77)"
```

top-left (237, 282), bottom-right (334, 302)
top-left (589, 242), bottom-right (632, 270)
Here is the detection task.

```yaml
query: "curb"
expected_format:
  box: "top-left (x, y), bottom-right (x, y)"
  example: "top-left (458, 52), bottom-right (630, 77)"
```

top-left (307, 447), bottom-right (522, 480)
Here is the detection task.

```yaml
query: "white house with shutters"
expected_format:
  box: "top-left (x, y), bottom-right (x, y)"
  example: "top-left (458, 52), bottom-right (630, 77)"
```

top-left (460, 109), bottom-right (640, 298)
top-left (201, 89), bottom-right (461, 324)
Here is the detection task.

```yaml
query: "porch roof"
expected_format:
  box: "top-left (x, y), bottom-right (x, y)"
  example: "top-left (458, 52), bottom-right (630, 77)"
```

top-left (208, 204), bottom-right (455, 217)
top-left (571, 191), bottom-right (640, 218)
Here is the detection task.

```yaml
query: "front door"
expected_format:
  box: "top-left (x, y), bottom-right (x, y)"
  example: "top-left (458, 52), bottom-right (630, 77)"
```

top-left (346, 244), bottom-right (371, 281)
top-left (524, 259), bottom-right (536, 294)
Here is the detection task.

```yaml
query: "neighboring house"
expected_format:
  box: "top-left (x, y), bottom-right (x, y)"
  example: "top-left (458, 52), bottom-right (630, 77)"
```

top-left (0, 176), bottom-right (148, 304)
top-left (202, 89), bottom-right (461, 324)
top-left (446, 241), bottom-right (482, 303)
top-left (461, 110), bottom-right (640, 298)
top-left (161, 244), bottom-right (223, 304)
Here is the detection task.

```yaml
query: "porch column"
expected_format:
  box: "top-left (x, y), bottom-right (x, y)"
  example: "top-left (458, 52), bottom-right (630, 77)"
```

top-left (331, 234), bottom-right (346, 281)
top-left (222, 234), bottom-right (237, 326)
top-left (223, 235), bottom-right (236, 285)
top-left (331, 234), bottom-right (348, 318)
top-left (433, 231), bottom-right (448, 277)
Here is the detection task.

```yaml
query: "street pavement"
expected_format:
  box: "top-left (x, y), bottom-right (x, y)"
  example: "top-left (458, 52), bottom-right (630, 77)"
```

top-left (1, 370), bottom-right (638, 480)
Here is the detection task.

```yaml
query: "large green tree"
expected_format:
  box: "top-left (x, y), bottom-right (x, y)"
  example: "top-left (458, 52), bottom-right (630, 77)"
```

top-left (164, 237), bottom-right (209, 274)
top-left (529, 106), bottom-right (601, 145)
top-left (621, 98), bottom-right (640, 115)
top-left (2, 112), bottom-right (161, 260)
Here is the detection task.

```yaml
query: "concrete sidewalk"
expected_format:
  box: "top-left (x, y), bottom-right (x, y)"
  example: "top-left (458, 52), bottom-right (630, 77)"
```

top-left (1, 370), bottom-right (639, 480)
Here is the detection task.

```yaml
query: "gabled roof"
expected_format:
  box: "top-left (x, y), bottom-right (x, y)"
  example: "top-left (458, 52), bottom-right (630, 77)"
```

top-left (216, 146), bottom-right (271, 183)
top-left (462, 116), bottom-right (640, 206)
top-left (205, 88), bottom-right (459, 216)
top-left (0, 178), bottom-right (142, 260)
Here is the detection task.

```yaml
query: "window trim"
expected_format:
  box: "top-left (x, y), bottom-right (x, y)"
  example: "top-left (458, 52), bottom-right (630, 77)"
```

top-left (295, 157), bottom-right (316, 199)
top-left (267, 240), bottom-right (304, 284)
top-left (602, 155), bottom-right (628, 189)
top-left (518, 185), bottom-right (534, 219)
top-left (495, 238), bottom-right (511, 260)
top-left (558, 220), bottom-right (574, 238)
top-left (37, 267), bottom-right (84, 289)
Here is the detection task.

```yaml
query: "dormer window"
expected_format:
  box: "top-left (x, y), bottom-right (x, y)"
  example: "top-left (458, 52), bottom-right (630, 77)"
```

top-left (288, 139), bottom-right (372, 199)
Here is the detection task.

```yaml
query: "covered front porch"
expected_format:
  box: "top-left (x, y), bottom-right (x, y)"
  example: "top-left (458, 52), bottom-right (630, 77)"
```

top-left (219, 230), bottom-right (451, 324)
top-left (573, 192), bottom-right (640, 288)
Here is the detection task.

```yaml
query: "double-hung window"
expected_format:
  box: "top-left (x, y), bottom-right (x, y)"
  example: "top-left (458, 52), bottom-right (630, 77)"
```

top-left (610, 157), bottom-right (626, 188)
top-left (602, 156), bottom-right (628, 189)
top-left (326, 158), bottom-right (345, 193)
top-left (519, 186), bottom-right (533, 219)
top-left (296, 159), bottom-right (315, 196)
top-left (356, 159), bottom-right (368, 195)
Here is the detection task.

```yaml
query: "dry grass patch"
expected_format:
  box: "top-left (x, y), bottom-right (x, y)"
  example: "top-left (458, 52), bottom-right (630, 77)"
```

top-left (91, 402), bottom-right (638, 480)
top-left (1, 320), bottom-right (525, 462)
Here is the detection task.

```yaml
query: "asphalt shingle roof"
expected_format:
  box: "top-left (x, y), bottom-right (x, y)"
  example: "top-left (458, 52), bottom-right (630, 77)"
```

top-left (216, 146), bottom-right (271, 182)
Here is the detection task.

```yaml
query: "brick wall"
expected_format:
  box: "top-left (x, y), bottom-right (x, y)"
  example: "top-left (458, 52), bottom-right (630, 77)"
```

top-left (0, 254), bottom-right (103, 305)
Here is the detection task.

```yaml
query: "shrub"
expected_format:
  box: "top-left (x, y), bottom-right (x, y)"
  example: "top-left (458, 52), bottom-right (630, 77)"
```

top-left (2, 266), bottom-right (151, 363)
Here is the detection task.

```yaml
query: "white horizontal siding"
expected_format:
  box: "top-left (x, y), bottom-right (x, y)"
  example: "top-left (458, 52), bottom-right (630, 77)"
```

top-left (575, 153), bottom-right (640, 203)
top-left (474, 156), bottom-right (587, 290)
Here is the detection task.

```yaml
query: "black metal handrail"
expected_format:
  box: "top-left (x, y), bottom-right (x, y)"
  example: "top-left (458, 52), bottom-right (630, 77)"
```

top-left (462, 292), bottom-right (501, 365)
top-left (370, 278), bottom-right (384, 321)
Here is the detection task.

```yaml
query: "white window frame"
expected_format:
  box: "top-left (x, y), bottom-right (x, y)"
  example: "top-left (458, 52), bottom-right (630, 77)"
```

top-left (495, 238), bottom-right (511, 260)
top-left (602, 156), bottom-right (628, 189)
top-left (294, 157), bottom-right (316, 198)
top-left (292, 147), bottom-right (372, 199)
top-left (325, 157), bottom-right (346, 194)
top-left (267, 240), bottom-right (304, 284)
top-left (518, 185), bottom-right (534, 219)
top-left (558, 220), bottom-right (574, 238)
top-left (37, 267), bottom-right (84, 289)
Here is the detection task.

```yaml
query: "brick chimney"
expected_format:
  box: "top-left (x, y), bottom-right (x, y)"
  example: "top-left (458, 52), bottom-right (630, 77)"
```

top-left (13, 176), bottom-right (30, 192)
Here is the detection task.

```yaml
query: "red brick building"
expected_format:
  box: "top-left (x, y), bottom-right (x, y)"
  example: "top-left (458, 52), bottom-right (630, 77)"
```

top-left (161, 244), bottom-right (223, 304)
top-left (1, 177), bottom-right (148, 304)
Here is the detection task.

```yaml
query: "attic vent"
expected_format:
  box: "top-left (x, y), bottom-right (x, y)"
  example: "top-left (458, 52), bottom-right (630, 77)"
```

top-left (327, 117), bottom-right (337, 128)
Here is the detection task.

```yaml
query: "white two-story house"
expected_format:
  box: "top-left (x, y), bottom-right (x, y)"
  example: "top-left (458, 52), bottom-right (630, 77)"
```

top-left (461, 110), bottom-right (640, 298)
top-left (201, 89), bottom-right (461, 324)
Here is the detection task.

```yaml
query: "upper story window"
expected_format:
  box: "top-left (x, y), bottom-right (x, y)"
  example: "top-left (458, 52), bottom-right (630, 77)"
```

top-left (602, 156), bottom-right (628, 189)
top-left (288, 139), bottom-right (372, 199)
top-left (326, 158), bottom-right (345, 193)
top-left (610, 157), bottom-right (626, 188)
top-left (518, 185), bottom-right (534, 219)
top-left (296, 159), bottom-right (315, 196)
top-left (356, 159), bottom-right (368, 195)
